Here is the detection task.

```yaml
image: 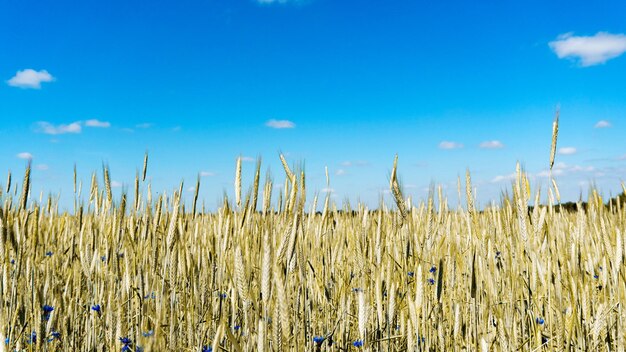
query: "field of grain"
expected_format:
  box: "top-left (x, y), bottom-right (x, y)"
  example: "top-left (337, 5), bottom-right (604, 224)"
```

top-left (1, 122), bottom-right (626, 351)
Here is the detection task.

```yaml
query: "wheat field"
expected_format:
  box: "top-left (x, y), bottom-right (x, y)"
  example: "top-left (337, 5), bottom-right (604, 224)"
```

top-left (1, 122), bottom-right (626, 351)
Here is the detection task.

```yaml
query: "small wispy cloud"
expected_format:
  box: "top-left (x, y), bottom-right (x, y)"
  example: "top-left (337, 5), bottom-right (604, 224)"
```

top-left (594, 120), bottom-right (612, 128)
top-left (241, 156), bottom-right (255, 162)
top-left (335, 169), bottom-right (346, 176)
top-left (491, 173), bottom-right (516, 183)
top-left (36, 121), bottom-right (82, 135)
top-left (559, 147), bottom-right (577, 155)
top-left (35, 164), bottom-right (49, 171)
top-left (549, 32), bottom-right (626, 66)
top-left (320, 187), bottom-right (335, 193)
top-left (136, 123), bottom-right (153, 129)
top-left (479, 140), bottom-right (504, 149)
top-left (111, 181), bottom-right (123, 188)
top-left (257, 0), bottom-right (302, 4)
top-left (341, 160), bottom-right (369, 167)
top-left (7, 69), bottom-right (54, 89)
top-left (17, 152), bottom-right (33, 160)
top-left (85, 119), bottom-right (111, 128)
top-left (265, 119), bottom-right (295, 129)
top-left (438, 141), bottom-right (464, 150)
top-left (200, 171), bottom-right (216, 177)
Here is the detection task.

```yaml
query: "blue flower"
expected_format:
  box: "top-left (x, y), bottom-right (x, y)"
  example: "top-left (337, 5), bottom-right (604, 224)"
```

top-left (536, 317), bottom-right (544, 325)
top-left (45, 251), bottom-right (53, 257)
top-left (427, 278), bottom-right (435, 285)
top-left (353, 340), bottom-right (363, 348)
top-left (234, 325), bottom-right (241, 331)
top-left (101, 256), bottom-right (107, 262)
top-left (51, 331), bottom-right (61, 339)
top-left (42, 305), bottom-right (54, 321)
top-left (120, 337), bottom-right (132, 345)
top-left (313, 336), bottom-right (324, 344)
top-left (136, 346), bottom-right (144, 352)
top-left (10, 259), bottom-right (14, 265)
top-left (142, 330), bottom-right (154, 337)
top-left (5, 337), bottom-right (9, 345)
top-left (407, 271), bottom-right (414, 277)
top-left (219, 292), bottom-right (227, 299)
top-left (92, 304), bottom-right (101, 313)
top-left (202, 346), bottom-right (213, 352)
top-left (594, 274), bottom-right (599, 279)
top-left (28, 332), bottom-right (36, 344)
top-left (429, 266), bottom-right (437, 274)
top-left (122, 346), bottom-right (131, 352)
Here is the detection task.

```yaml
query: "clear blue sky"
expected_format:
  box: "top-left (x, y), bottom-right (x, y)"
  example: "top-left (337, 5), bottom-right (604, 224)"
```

top-left (1, 0), bottom-right (626, 210)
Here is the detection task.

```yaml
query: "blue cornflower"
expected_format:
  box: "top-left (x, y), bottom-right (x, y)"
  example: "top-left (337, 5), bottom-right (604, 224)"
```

top-left (101, 256), bottom-right (107, 262)
top-left (594, 274), bottom-right (599, 279)
top-left (28, 332), bottom-right (36, 344)
top-left (353, 340), bottom-right (363, 348)
top-left (417, 336), bottom-right (426, 344)
top-left (122, 346), bottom-right (131, 352)
top-left (429, 266), bottom-right (437, 274)
top-left (202, 346), bottom-right (213, 352)
top-left (120, 337), bottom-right (132, 345)
top-left (42, 305), bottom-right (54, 321)
top-left (5, 337), bottom-right (9, 345)
top-left (136, 346), bottom-right (144, 352)
top-left (10, 259), bottom-right (14, 265)
top-left (313, 336), bottom-right (324, 344)
top-left (142, 330), bottom-right (154, 337)
top-left (219, 292), bottom-right (227, 299)
top-left (407, 271), bottom-right (414, 277)
top-left (51, 331), bottom-right (61, 339)
top-left (234, 325), bottom-right (241, 331)
top-left (45, 251), bottom-right (53, 257)
top-left (427, 278), bottom-right (435, 285)
top-left (92, 304), bottom-right (101, 313)
top-left (536, 317), bottom-right (545, 325)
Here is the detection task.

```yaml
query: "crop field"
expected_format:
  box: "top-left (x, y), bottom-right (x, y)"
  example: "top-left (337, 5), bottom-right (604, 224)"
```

top-left (1, 122), bottom-right (625, 352)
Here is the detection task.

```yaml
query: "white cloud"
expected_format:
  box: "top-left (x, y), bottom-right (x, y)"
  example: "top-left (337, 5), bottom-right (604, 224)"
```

top-left (7, 69), bottom-right (54, 89)
top-left (438, 141), bottom-right (464, 150)
top-left (36, 121), bottom-right (82, 135)
top-left (491, 173), bottom-right (516, 183)
top-left (335, 169), bottom-right (346, 176)
top-left (321, 187), bottom-right (335, 193)
top-left (559, 147), bottom-right (577, 155)
top-left (17, 152), bottom-right (33, 160)
top-left (35, 164), bottom-right (49, 171)
top-left (594, 120), bottom-right (612, 128)
top-left (265, 119), bottom-right (295, 129)
top-left (136, 123), bottom-right (153, 129)
top-left (479, 140), bottom-right (504, 149)
top-left (549, 32), bottom-right (626, 66)
top-left (257, 0), bottom-right (300, 4)
top-left (241, 156), bottom-right (255, 162)
top-left (200, 171), bottom-right (216, 177)
top-left (341, 160), bottom-right (369, 167)
top-left (111, 181), bottom-right (123, 188)
top-left (85, 119), bottom-right (111, 128)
